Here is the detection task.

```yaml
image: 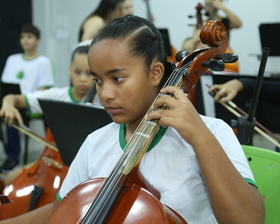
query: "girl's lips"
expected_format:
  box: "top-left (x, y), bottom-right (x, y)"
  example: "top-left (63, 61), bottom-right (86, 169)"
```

top-left (105, 107), bottom-right (122, 114)
top-left (79, 85), bottom-right (87, 90)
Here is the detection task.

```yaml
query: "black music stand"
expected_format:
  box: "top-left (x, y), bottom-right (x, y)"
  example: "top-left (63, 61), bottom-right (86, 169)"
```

top-left (259, 23), bottom-right (280, 57)
top-left (158, 29), bottom-right (172, 57)
top-left (38, 99), bottom-right (112, 166)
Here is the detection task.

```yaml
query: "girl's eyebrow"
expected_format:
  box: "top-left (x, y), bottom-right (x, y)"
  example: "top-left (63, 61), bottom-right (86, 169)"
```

top-left (105, 68), bottom-right (126, 76)
top-left (90, 68), bottom-right (126, 77)
top-left (90, 71), bottom-right (97, 76)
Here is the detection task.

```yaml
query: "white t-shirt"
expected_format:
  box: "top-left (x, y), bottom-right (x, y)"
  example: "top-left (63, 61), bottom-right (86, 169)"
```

top-left (58, 115), bottom-right (255, 224)
top-left (1, 53), bottom-right (54, 94)
top-left (25, 86), bottom-right (101, 114)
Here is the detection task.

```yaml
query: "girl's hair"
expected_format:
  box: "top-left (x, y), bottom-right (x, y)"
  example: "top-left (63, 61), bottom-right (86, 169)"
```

top-left (91, 15), bottom-right (167, 88)
top-left (71, 39), bottom-right (92, 62)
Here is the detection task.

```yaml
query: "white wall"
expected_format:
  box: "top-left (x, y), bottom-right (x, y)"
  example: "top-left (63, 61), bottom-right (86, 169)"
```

top-left (32, 0), bottom-right (280, 87)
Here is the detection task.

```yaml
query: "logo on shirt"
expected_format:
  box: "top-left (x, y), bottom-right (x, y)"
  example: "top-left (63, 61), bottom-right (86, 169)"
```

top-left (17, 71), bottom-right (24, 79)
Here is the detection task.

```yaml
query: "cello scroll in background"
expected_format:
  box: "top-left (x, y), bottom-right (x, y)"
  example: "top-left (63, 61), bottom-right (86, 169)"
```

top-left (47, 20), bottom-right (229, 224)
top-left (185, 2), bottom-right (239, 73)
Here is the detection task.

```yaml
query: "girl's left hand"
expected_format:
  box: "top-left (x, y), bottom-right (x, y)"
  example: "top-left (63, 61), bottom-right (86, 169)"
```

top-left (145, 86), bottom-right (208, 145)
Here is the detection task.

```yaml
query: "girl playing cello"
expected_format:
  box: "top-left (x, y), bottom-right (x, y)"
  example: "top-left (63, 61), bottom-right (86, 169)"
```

top-left (0, 15), bottom-right (264, 224)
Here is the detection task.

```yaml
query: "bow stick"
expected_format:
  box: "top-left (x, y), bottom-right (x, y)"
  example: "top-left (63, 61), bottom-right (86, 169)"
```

top-left (207, 86), bottom-right (280, 148)
top-left (11, 123), bottom-right (59, 152)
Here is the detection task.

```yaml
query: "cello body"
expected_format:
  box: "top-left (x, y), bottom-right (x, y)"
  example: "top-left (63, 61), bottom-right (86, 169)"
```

top-left (0, 129), bottom-right (68, 220)
top-left (48, 176), bottom-right (187, 223)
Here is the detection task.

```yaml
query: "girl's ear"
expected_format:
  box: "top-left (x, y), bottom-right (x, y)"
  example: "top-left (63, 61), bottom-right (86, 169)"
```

top-left (150, 62), bottom-right (164, 87)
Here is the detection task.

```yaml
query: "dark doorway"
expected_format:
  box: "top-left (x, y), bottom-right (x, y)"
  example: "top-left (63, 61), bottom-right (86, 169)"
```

top-left (0, 0), bottom-right (32, 76)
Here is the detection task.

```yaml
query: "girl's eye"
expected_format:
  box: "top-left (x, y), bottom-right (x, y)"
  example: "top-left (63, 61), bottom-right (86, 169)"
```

top-left (74, 70), bottom-right (81, 75)
top-left (114, 77), bottom-right (124, 82)
top-left (93, 78), bottom-right (101, 83)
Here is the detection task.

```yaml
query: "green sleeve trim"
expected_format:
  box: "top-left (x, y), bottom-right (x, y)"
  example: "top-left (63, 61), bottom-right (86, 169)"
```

top-left (56, 191), bottom-right (62, 201)
top-left (24, 95), bottom-right (42, 118)
top-left (244, 178), bottom-right (258, 189)
top-left (24, 95), bottom-right (32, 115)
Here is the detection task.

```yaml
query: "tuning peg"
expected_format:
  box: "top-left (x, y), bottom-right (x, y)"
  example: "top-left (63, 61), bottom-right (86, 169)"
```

top-left (201, 59), bottom-right (225, 71)
top-left (175, 50), bottom-right (190, 62)
top-left (215, 53), bottom-right (239, 63)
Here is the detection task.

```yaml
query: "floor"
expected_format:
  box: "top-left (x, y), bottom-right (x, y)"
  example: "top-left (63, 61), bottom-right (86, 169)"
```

top-left (0, 118), bottom-right (279, 174)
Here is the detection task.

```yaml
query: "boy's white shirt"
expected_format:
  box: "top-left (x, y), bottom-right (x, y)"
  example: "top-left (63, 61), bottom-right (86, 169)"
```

top-left (1, 53), bottom-right (54, 94)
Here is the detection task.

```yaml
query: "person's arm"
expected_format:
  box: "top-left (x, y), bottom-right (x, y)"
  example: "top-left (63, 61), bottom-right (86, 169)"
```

top-left (209, 78), bottom-right (280, 105)
top-left (146, 86), bottom-right (265, 224)
top-left (0, 94), bottom-right (27, 125)
top-left (208, 79), bottom-right (244, 102)
top-left (182, 29), bottom-right (208, 52)
top-left (213, 0), bottom-right (242, 29)
top-left (0, 201), bottom-right (58, 224)
top-left (80, 16), bottom-right (105, 41)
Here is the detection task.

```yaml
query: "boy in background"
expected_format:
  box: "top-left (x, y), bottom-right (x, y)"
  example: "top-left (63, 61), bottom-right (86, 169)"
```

top-left (0, 24), bottom-right (55, 173)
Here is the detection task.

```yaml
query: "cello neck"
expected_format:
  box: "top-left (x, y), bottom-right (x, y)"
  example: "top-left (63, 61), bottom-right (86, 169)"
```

top-left (81, 83), bottom-right (96, 103)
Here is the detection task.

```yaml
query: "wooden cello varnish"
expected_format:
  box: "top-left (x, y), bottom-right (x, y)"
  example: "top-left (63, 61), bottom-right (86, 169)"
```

top-left (0, 127), bottom-right (68, 220)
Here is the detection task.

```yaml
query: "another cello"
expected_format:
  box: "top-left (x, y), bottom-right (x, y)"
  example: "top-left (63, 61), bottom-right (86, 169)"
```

top-left (47, 20), bottom-right (229, 223)
top-left (0, 126), bottom-right (68, 220)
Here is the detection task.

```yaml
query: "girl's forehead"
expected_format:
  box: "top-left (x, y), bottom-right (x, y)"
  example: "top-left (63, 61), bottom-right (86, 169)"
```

top-left (91, 39), bottom-right (127, 50)
top-left (89, 39), bottom-right (130, 60)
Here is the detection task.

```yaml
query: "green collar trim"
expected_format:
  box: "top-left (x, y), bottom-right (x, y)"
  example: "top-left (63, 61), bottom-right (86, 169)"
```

top-left (119, 123), bottom-right (168, 152)
top-left (69, 86), bottom-right (79, 102)
top-left (22, 54), bottom-right (40, 61)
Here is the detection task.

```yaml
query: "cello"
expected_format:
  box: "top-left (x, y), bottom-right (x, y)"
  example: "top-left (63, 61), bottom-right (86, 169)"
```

top-left (0, 126), bottom-right (69, 219)
top-left (47, 20), bottom-right (229, 223)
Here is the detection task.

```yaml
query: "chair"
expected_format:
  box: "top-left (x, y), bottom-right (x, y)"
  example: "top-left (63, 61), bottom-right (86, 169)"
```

top-left (242, 145), bottom-right (280, 224)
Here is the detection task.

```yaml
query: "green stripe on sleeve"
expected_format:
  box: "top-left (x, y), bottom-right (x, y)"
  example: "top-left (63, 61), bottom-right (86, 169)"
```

top-left (244, 178), bottom-right (258, 189)
top-left (56, 191), bottom-right (62, 201)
